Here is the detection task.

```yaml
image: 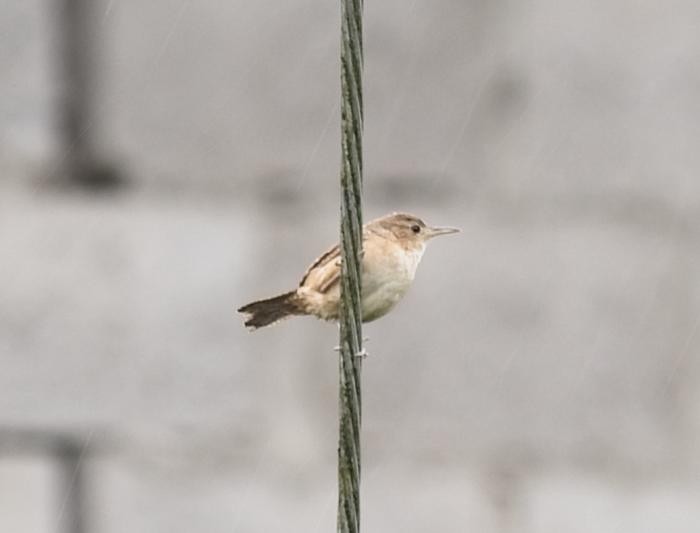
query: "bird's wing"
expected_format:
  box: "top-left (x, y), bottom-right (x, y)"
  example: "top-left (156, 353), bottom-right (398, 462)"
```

top-left (299, 243), bottom-right (341, 293)
top-left (299, 229), bottom-right (372, 294)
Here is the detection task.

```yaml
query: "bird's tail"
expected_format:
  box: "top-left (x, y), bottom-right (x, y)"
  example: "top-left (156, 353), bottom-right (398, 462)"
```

top-left (238, 290), bottom-right (305, 330)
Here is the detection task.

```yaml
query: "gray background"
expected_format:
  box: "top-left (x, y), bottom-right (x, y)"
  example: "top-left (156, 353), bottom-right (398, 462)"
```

top-left (2, 0), bottom-right (700, 532)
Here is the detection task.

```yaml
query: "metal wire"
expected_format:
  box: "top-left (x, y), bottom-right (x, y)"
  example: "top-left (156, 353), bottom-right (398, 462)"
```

top-left (337, 0), bottom-right (364, 531)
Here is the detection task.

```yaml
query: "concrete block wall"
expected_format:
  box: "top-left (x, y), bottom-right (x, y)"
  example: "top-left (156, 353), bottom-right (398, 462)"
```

top-left (1, 1), bottom-right (699, 531)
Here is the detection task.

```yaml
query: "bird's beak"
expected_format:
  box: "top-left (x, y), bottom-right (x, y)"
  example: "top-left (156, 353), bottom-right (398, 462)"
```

top-left (426, 225), bottom-right (461, 239)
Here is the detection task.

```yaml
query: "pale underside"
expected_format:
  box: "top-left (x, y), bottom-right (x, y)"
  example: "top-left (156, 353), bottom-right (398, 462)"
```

top-left (297, 229), bottom-right (426, 322)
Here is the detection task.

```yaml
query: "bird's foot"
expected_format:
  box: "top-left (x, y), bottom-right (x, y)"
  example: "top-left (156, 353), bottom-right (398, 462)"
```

top-left (333, 337), bottom-right (370, 358)
top-left (354, 347), bottom-right (368, 359)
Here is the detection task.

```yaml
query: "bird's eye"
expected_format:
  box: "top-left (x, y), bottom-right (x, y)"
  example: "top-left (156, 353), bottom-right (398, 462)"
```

top-left (411, 224), bottom-right (421, 234)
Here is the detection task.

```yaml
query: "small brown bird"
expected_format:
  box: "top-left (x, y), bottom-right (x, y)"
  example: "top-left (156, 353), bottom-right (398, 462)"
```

top-left (238, 212), bottom-right (459, 330)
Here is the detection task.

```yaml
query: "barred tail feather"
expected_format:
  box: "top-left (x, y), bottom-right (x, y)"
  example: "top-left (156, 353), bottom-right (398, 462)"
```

top-left (238, 290), bottom-right (305, 330)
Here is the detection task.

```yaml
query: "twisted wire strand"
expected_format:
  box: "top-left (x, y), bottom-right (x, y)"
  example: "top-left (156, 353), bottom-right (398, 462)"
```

top-left (338, 0), bottom-right (363, 532)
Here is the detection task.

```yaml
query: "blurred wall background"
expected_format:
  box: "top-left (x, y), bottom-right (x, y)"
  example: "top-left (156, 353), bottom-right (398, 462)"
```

top-left (1, 1), bottom-right (700, 532)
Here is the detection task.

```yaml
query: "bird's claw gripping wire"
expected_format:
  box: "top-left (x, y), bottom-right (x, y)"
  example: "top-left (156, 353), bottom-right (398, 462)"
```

top-left (333, 337), bottom-right (370, 358)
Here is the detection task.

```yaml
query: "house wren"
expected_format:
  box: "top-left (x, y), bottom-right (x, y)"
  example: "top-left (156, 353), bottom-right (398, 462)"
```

top-left (238, 212), bottom-right (459, 330)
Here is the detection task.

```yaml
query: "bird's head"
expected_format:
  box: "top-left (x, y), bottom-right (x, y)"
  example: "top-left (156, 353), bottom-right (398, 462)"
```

top-left (373, 212), bottom-right (460, 247)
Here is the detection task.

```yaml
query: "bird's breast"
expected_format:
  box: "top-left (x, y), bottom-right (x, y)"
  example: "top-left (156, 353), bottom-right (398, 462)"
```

top-left (360, 240), bottom-right (425, 321)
